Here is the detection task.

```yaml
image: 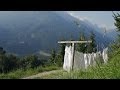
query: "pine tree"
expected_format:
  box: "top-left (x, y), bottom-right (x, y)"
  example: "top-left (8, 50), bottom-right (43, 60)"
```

top-left (113, 12), bottom-right (120, 48)
top-left (50, 49), bottom-right (56, 64)
top-left (76, 31), bottom-right (86, 53)
top-left (87, 31), bottom-right (97, 53)
top-left (74, 19), bottom-right (87, 53)
top-left (55, 54), bottom-right (63, 67)
top-left (58, 37), bottom-right (66, 63)
top-left (69, 34), bottom-right (74, 46)
top-left (0, 47), bottom-right (6, 55)
top-left (59, 43), bottom-right (66, 63)
top-left (113, 12), bottom-right (120, 31)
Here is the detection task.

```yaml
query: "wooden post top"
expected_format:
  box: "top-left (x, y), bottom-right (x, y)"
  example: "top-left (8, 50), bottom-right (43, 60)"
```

top-left (58, 41), bottom-right (92, 44)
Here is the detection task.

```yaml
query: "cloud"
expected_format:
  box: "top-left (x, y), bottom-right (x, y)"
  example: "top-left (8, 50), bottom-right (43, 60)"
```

top-left (67, 12), bottom-right (92, 21)
top-left (98, 24), bottom-right (115, 30)
top-left (68, 12), bottom-right (76, 17)
top-left (78, 17), bottom-right (90, 21)
top-left (67, 11), bottom-right (114, 30)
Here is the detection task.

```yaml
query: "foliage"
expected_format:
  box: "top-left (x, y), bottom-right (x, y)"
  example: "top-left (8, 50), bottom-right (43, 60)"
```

top-left (49, 49), bottom-right (63, 67)
top-left (76, 31), bottom-right (86, 53)
top-left (59, 43), bottom-right (66, 63)
top-left (112, 12), bottom-right (120, 48)
top-left (0, 47), bottom-right (60, 79)
top-left (76, 31), bottom-right (97, 53)
top-left (0, 65), bottom-right (60, 79)
top-left (19, 55), bottom-right (42, 69)
top-left (0, 47), bottom-right (6, 55)
top-left (0, 46), bottom-right (55, 75)
top-left (113, 12), bottom-right (120, 31)
top-left (86, 31), bottom-right (97, 53)
top-left (35, 48), bottom-right (120, 79)
top-left (0, 54), bottom-right (18, 73)
top-left (50, 50), bottom-right (56, 65)
top-left (55, 54), bottom-right (63, 67)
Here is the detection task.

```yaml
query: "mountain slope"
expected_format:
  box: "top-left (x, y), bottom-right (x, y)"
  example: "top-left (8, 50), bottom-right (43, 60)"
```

top-left (33, 48), bottom-right (120, 79)
top-left (0, 11), bottom-right (116, 56)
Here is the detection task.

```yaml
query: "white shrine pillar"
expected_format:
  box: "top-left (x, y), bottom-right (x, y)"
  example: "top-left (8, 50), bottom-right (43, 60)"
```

top-left (58, 40), bottom-right (92, 71)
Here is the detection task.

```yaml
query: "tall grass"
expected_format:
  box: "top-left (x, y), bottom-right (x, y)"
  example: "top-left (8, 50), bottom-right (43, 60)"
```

top-left (0, 65), bottom-right (60, 79)
top-left (37, 48), bottom-right (120, 79)
top-left (1, 48), bottom-right (120, 79)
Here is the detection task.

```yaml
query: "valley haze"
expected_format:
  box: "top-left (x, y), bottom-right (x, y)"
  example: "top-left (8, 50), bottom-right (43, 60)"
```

top-left (0, 11), bottom-right (118, 56)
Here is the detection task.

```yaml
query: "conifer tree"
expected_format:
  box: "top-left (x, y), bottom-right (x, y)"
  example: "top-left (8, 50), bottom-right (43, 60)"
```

top-left (50, 49), bottom-right (56, 64)
top-left (76, 31), bottom-right (86, 53)
top-left (113, 12), bottom-right (120, 44)
top-left (87, 31), bottom-right (97, 53)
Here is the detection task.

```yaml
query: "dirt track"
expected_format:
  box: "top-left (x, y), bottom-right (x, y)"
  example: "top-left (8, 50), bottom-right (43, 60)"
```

top-left (22, 70), bottom-right (62, 79)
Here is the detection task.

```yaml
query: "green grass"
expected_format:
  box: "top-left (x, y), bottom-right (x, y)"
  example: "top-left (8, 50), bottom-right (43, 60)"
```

top-left (1, 48), bottom-right (120, 79)
top-left (35, 48), bottom-right (120, 79)
top-left (0, 65), bottom-right (60, 79)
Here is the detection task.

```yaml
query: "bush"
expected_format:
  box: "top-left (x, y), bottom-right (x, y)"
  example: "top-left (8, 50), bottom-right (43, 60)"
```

top-left (19, 55), bottom-right (42, 69)
top-left (0, 54), bottom-right (19, 73)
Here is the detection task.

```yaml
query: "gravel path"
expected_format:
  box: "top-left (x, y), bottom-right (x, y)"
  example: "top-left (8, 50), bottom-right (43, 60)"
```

top-left (22, 70), bottom-right (62, 79)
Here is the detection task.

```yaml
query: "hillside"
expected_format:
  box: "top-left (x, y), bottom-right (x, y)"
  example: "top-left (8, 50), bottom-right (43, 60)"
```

top-left (0, 47), bottom-right (119, 79)
top-left (0, 11), bottom-right (116, 56)
top-left (29, 48), bottom-right (120, 79)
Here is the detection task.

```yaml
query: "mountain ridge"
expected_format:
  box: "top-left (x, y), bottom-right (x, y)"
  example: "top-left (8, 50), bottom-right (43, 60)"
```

top-left (0, 11), bottom-right (117, 56)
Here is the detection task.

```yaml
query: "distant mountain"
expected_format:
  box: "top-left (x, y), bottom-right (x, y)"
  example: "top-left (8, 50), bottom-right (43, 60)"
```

top-left (0, 11), bottom-right (117, 56)
top-left (105, 29), bottom-right (118, 40)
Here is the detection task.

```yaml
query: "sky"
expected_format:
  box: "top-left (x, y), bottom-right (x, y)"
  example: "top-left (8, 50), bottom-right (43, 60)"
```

top-left (0, 11), bottom-right (119, 30)
top-left (67, 11), bottom-right (120, 30)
